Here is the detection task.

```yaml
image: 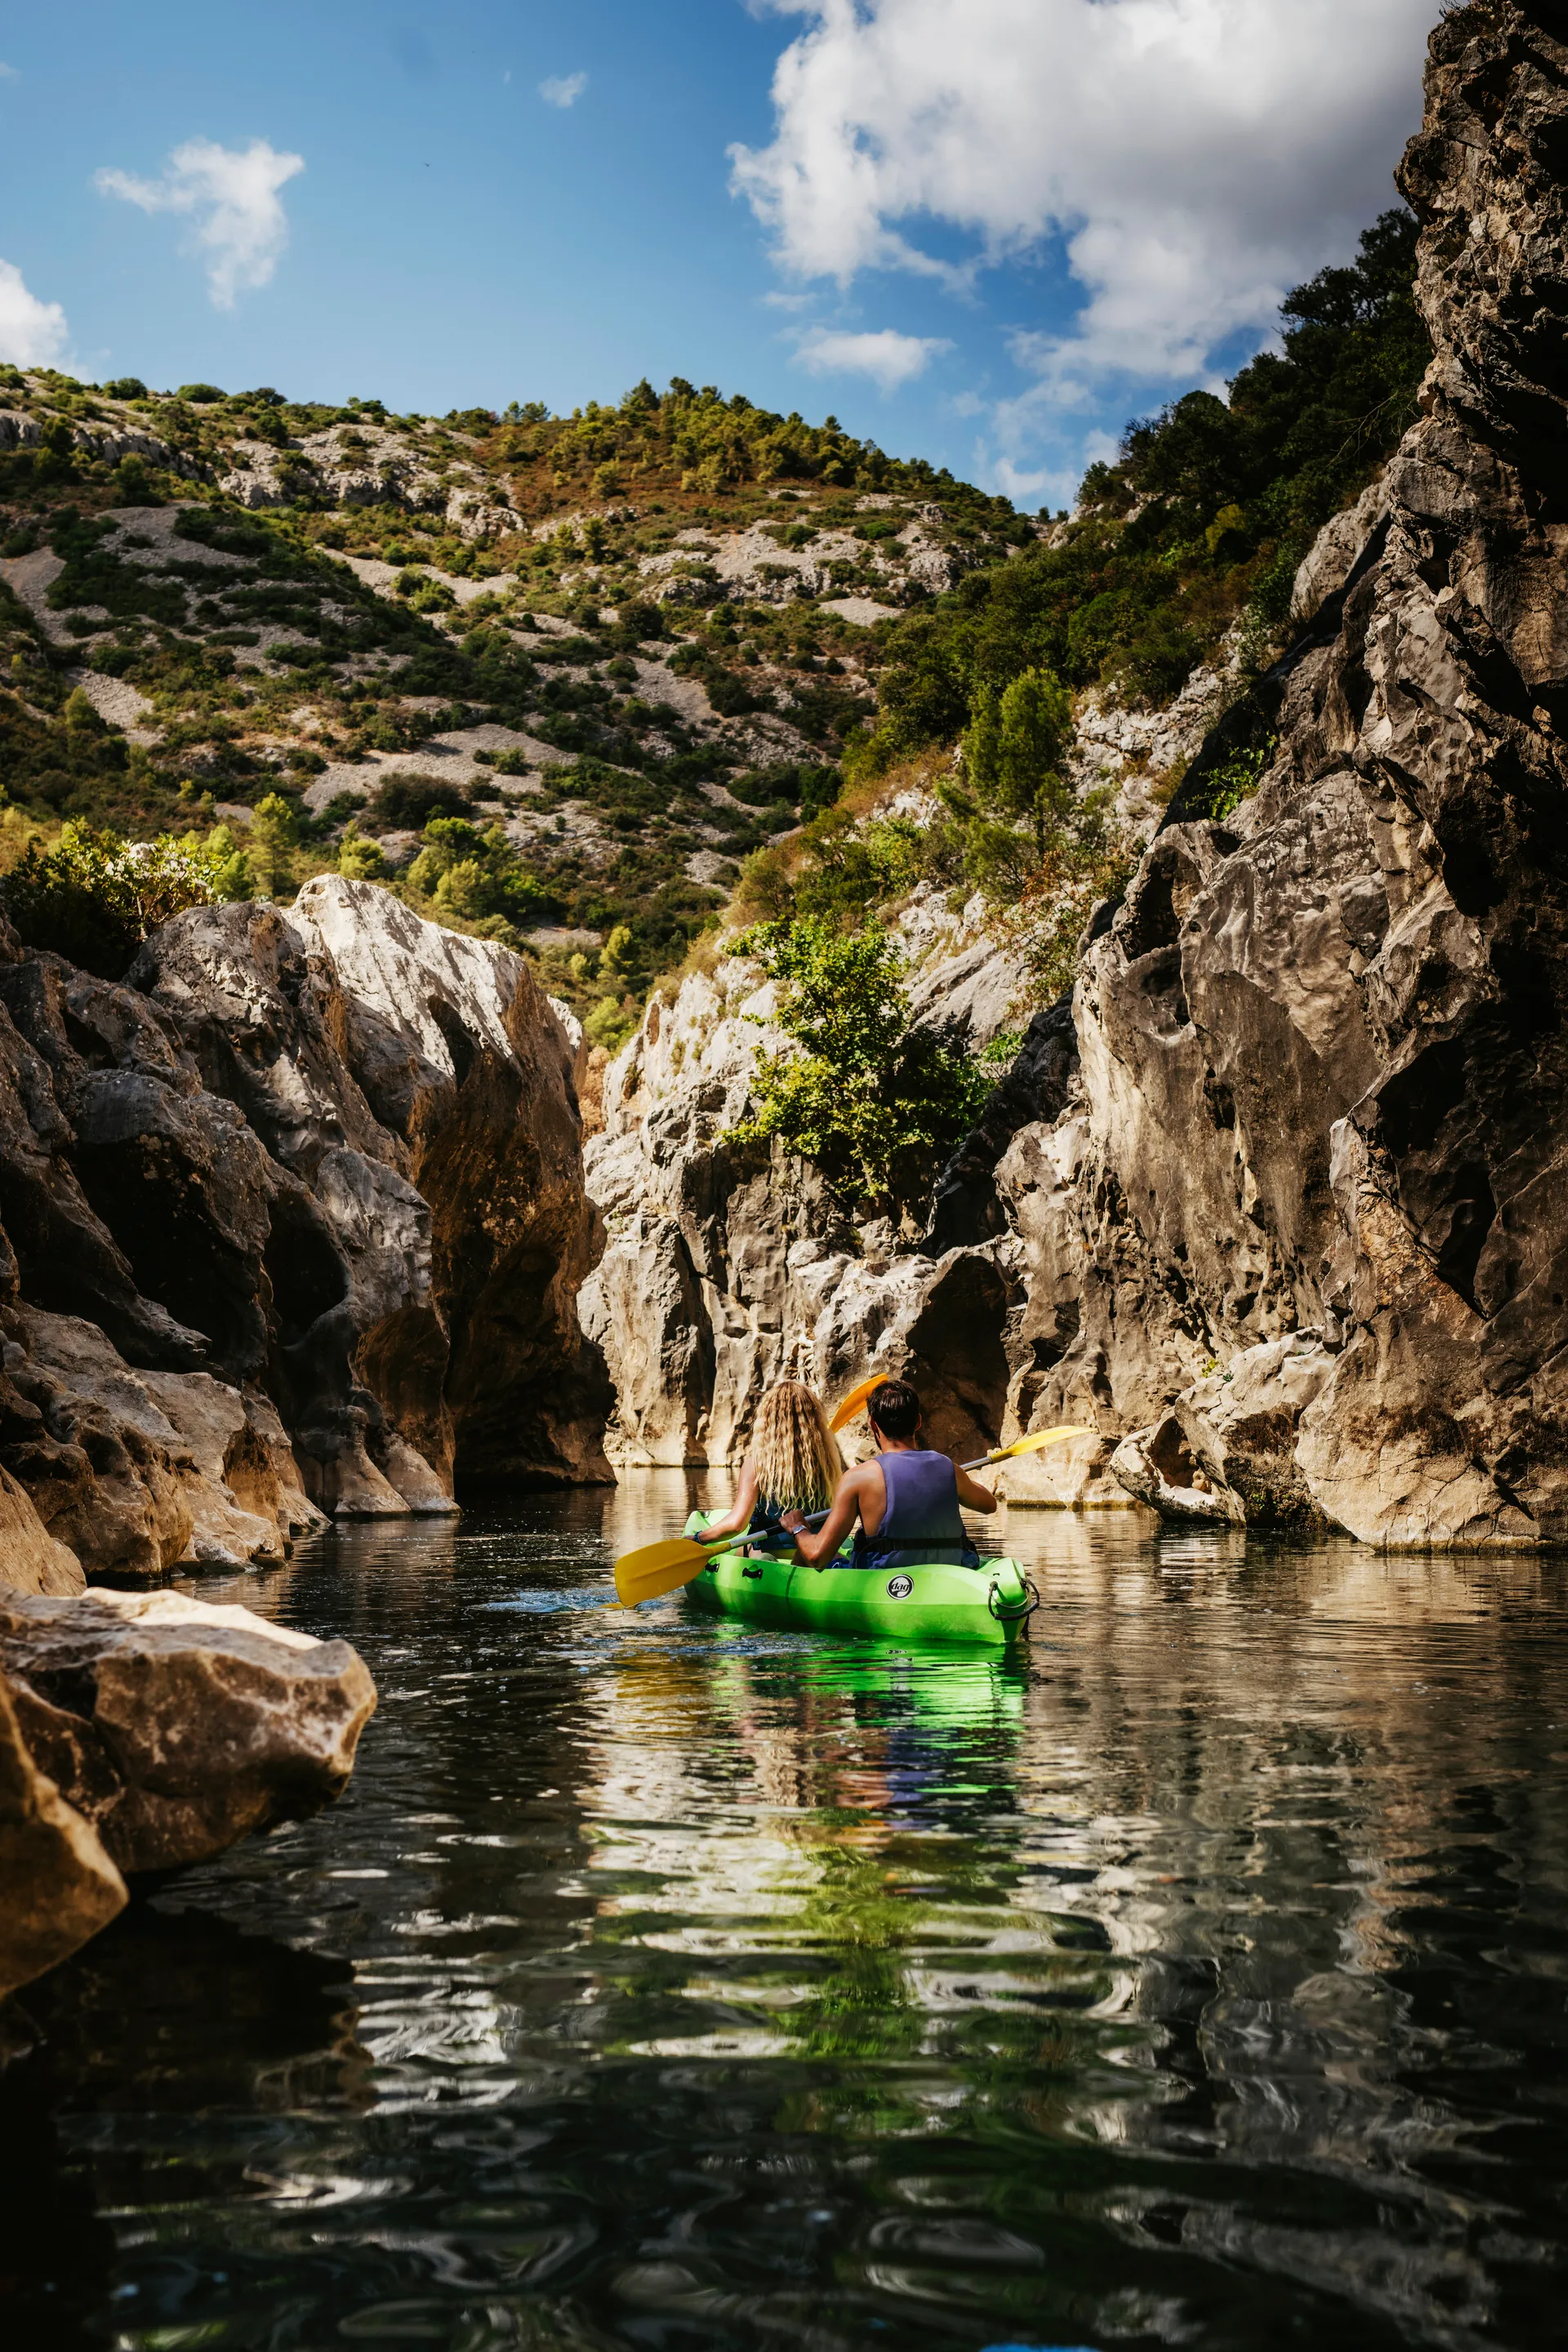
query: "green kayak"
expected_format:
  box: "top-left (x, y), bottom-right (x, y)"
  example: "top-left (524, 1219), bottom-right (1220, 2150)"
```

top-left (680, 1512), bottom-right (1037, 1647)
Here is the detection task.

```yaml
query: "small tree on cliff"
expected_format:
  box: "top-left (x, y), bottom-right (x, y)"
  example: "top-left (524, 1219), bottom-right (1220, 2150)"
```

top-left (946, 663), bottom-right (1076, 893)
top-left (728, 916), bottom-right (992, 1206)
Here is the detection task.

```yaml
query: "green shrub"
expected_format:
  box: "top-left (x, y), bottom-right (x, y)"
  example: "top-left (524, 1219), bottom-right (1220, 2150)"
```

top-left (104, 377), bottom-right (148, 399)
top-left (585, 996), bottom-right (636, 1051)
top-left (729, 915), bottom-right (992, 1205)
top-left (2, 820), bottom-right (246, 978)
top-left (403, 813), bottom-right (555, 929)
top-left (367, 773), bottom-right (470, 830)
top-left (337, 825), bottom-right (387, 880)
top-left (249, 791), bottom-right (302, 894)
top-left (176, 383), bottom-right (226, 403)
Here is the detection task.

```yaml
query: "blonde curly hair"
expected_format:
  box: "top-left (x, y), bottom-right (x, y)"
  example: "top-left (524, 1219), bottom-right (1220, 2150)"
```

top-left (750, 1381), bottom-right (844, 1517)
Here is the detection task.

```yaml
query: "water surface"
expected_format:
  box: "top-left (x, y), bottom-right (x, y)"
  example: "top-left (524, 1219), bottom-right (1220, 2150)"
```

top-left (6, 1477), bottom-right (1567, 2351)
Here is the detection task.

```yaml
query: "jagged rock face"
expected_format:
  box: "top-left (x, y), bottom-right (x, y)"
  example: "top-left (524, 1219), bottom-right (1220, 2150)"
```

top-left (0, 1459), bottom-right (85, 1598)
top-left (0, 1587), bottom-right (376, 1877)
top-left (0, 1675), bottom-right (126, 2002)
top-left (1008, 2), bottom-right (1568, 1544)
top-left (0, 880), bottom-right (607, 1575)
top-left (581, 952), bottom-right (1027, 1468)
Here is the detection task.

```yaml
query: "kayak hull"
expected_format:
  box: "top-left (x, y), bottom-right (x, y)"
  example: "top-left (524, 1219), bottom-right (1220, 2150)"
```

top-left (679, 1513), bottom-right (1035, 1647)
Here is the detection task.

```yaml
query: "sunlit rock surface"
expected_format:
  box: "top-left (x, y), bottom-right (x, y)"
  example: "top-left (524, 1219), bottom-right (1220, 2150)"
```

top-left (0, 880), bottom-right (608, 1575)
top-left (1018, 4), bottom-right (1568, 1546)
top-left (0, 1587), bottom-right (376, 1878)
top-left (0, 1674), bottom-right (125, 2002)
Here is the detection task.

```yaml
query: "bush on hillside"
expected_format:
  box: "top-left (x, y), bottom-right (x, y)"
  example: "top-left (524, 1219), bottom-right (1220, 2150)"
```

top-left (2, 820), bottom-right (250, 978)
top-left (729, 915), bottom-right (992, 1205)
top-left (367, 773), bottom-right (471, 831)
top-left (855, 207), bottom-right (1428, 761)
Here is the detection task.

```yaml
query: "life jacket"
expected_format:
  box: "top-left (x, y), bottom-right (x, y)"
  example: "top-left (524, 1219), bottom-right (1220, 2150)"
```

top-left (853, 1450), bottom-right (979, 1574)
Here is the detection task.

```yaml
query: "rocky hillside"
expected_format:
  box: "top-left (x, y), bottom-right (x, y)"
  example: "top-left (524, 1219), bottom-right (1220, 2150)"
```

top-left (585, 0), bottom-right (1568, 1551)
top-left (0, 876), bottom-right (605, 1584)
top-left (0, 377), bottom-right (1030, 1024)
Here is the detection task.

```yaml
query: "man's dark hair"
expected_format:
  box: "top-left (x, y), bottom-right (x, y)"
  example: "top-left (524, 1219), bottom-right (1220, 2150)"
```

top-left (868, 1379), bottom-right (922, 1441)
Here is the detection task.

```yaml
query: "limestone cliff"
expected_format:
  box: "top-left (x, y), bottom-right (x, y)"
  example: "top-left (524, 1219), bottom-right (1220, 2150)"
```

top-left (585, 1), bottom-right (1568, 1549)
top-left (0, 877), bottom-right (607, 1583)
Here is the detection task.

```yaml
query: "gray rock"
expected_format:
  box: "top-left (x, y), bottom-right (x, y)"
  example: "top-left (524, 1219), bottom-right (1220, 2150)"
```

top-left (0, 1587), bottom-right (376, 1878)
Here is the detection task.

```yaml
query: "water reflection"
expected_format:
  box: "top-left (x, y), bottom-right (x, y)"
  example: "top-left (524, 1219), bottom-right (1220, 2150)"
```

top-left (6, 1477), bottom-right (1566, 2350)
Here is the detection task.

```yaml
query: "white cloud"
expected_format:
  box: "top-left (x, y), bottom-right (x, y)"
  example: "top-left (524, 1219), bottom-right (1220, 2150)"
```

top-left (733, 0), bottom-right (1431, 391)
top-left (0, 259), bottom-right (68, 366)
top-left (539, 72), bottom-right (588, 108)
top-left (96, 137), bottom-right (304, 310)
top-left (796, 324), bottom-right (951, 393)
top-left (0, 63), bottom-right (17, 79)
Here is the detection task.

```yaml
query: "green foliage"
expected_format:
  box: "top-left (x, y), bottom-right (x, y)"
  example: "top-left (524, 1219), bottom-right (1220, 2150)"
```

top-left (403, 813), bottom-right (555, 935)
top-left (864, 208), bottom-right (1428, 755)
top-left (585, 995), bottom-right (636, 1051)
top-left (336, 824), bottom-right (387, 880)
top-left (103, 376), bottom-right (148, 400)
top-left (729, 916), bottom-right (992, 1204)
top-left (728, 760), bottom-right (840, 817)
top-left (367, 773), bottom-right (471, 830)
top-left (176, 383), bottom-right (226, 404)
top-left (2, 819), bottom-right (246, 977)
top-left (248, 791), bottom-right (301, 893)
top-left (951, 665), bottom-right (1074, 885)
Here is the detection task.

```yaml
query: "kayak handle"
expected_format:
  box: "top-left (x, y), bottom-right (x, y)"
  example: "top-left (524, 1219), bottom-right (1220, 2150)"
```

top-left (988, 1573), bottom-right (1041, 1629)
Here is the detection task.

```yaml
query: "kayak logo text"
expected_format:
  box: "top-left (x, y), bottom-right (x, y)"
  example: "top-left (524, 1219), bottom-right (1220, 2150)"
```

top-left (886, 1575), bottom-right (913, 1600)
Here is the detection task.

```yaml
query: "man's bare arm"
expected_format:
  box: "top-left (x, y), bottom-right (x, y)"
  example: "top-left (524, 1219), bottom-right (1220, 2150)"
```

top-left (955, 1464), bottom-right (998, 1513)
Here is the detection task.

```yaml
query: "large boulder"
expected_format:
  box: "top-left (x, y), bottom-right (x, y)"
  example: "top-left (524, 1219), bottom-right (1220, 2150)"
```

top-left (0, 1460), bottom-right (83, 1597)
top-left (0, 1587), bottom-right (376, 1877)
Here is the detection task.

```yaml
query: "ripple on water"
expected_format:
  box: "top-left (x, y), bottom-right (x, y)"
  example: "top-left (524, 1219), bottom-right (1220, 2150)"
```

top-left (6, 1475), bottom-right (1568, 2350)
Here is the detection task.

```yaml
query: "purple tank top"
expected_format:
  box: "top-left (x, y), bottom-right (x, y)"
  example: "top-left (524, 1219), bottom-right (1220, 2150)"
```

top-left (855, 1450), bottom-right (976, 1570)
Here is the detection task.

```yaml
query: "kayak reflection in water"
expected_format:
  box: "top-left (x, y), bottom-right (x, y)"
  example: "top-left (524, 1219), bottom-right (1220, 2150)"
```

top-left (784, 1379), bottom-right (998, 1573)
top-left (702, 1380), bottom-right (844, 1552)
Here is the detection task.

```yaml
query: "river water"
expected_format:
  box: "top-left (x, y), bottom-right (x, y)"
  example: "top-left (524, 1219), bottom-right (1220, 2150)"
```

top-left (7, 1476), bottom-right (1568, 2352)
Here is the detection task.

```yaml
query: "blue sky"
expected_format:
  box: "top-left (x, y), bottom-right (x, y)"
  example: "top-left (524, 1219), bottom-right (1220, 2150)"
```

top-left (0, 1), bottom-right (1435, 510)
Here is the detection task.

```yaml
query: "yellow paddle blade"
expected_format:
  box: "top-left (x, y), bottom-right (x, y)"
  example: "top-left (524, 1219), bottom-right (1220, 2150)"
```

top-left (614, 1534), bottom-right (723, 1607)
top-left (988, 1423), bottom-right (1093, 1463)
top-left (829, 1372), bottom-right (889, 1434)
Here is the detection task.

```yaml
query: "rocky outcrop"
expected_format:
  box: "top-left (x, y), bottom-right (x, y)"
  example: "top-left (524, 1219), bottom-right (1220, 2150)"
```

top-left (0, 1461), bottom-right (86, 1598)
top-left (0, 1587), bottom-right (375, 1877)
top-left (999, 2), bottom-right (1568, 1544)
top-left (0, 879), bottom-right (607, 1575)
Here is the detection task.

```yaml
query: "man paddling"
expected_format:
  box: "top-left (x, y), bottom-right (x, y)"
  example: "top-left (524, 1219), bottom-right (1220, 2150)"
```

top-left (783, 1379), bottom-right (998, 1571)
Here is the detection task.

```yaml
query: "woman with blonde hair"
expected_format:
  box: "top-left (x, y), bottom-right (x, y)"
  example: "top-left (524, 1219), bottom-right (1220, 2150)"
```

top-left (702, 1380), bottom-right (844, 1548)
